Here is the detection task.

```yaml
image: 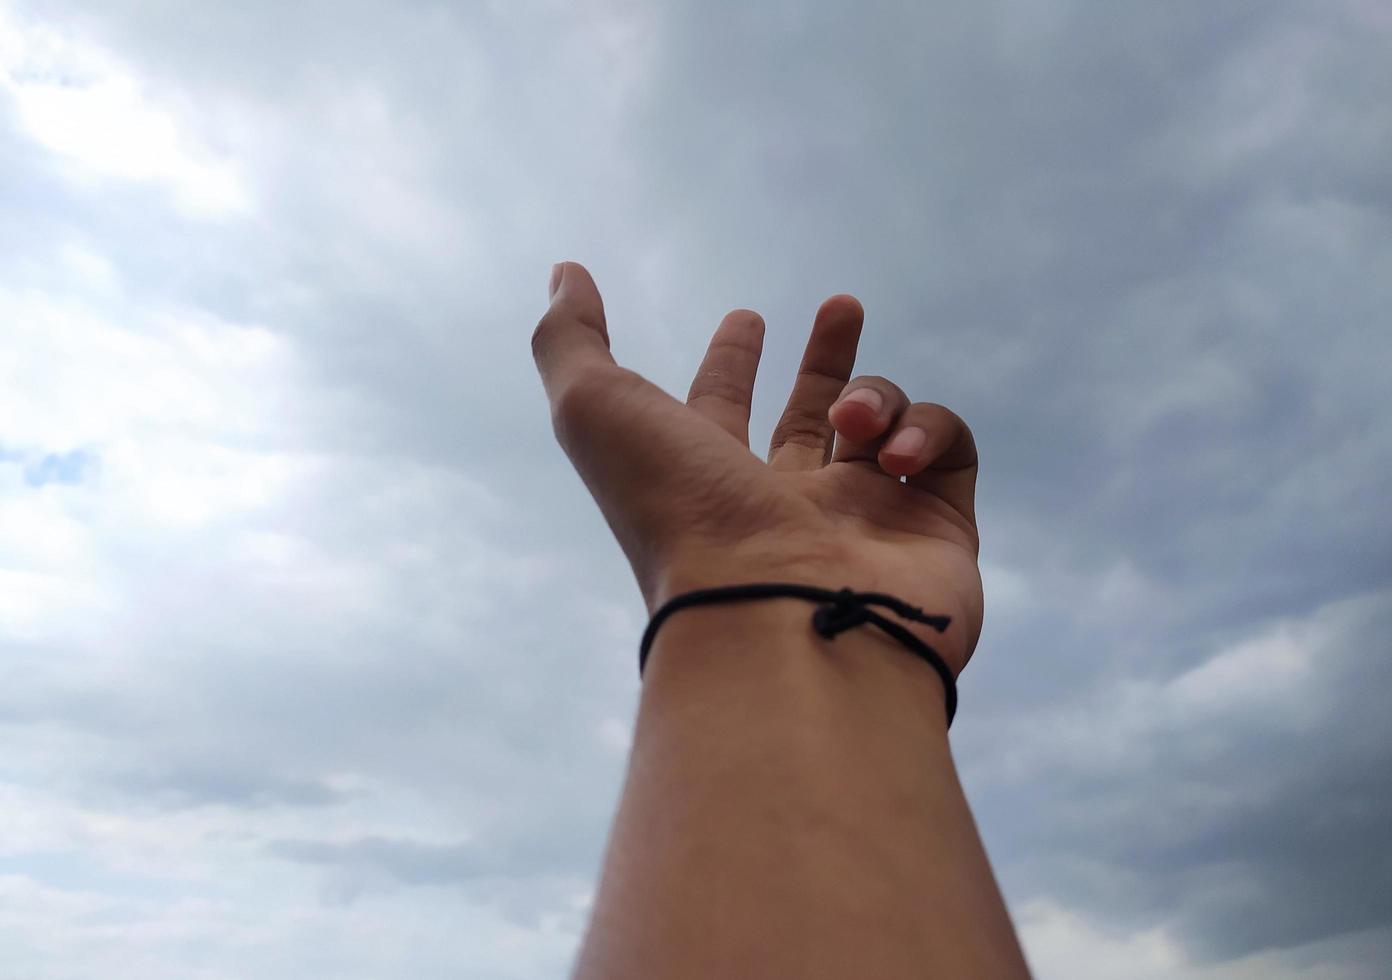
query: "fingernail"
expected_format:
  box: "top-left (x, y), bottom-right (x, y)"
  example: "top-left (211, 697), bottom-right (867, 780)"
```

top-left (549, 263), bottom-right (564, 300)
top-left (840, 388), bottom-right (882, 414)
top-left (884, 426), bottom-right (926, 457)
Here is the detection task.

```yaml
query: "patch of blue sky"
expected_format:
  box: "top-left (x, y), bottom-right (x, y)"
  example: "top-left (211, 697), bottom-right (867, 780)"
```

top-left (20, 449), bottom-right (96, 488)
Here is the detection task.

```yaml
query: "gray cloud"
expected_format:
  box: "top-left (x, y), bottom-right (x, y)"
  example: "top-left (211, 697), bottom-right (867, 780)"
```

top-left (2, 0), bottom-right (1390, 976)
top-left (967, 589), bottom-right (1392, 961)
top-left (267, 834), bottom-right (595, 932)
top-left (110, 769), bottom-right (349, 810)
top-left (268, 836), bottom-right (502, 884)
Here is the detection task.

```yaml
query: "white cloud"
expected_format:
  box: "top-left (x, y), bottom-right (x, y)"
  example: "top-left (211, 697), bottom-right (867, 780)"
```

top-left (0, 284), bottom-right (295, 453)
top-left (1019, 898), bottom-right (1187, 980)
top-left (0, 7), bottom-right (251, 216)
top-left (1020, 899), bottom-right (1392, 980)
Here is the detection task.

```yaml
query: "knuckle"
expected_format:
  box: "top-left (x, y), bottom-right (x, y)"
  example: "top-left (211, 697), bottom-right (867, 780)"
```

top-left (532, 307), bottom-right (609, 357)
top-left (530, 309), bottom-right (567, 357)
top-left (550, 370), bottom-right (608, 426)
top-left (951, 408), bottom-right (978, 447)
top-left (918, 401), bottom-right (966, 428)
top-left (915, 402), bottom-right (978, 465)
top-left (572, 306), bottom-right (607, 337)
top-left (848, 373), bottom-right (891, 390)
top-left (844, 374), bottom-right (906, 406)
top-left (706, 335), bottom-right (762, 360)
top-left (689, 372), bottom-right (749, 408)
top-left (780, 402), bottom-right (831, 430)
top-left (552, 366), bottom-right (641, 424)
top-left (770, 414), bottom-right (829, 449)
top-left (795, 365), bottom-right (848, 390)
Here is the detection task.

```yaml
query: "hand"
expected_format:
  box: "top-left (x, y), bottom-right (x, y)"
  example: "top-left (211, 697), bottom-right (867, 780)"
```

top-left (531, 262), bottom-right (982, 674)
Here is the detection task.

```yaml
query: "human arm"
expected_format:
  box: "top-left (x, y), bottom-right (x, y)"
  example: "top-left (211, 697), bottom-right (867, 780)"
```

top-left (531, 262), bottom-right (1032, 978)
top-left (572, 597), bottom-right (1030, 978)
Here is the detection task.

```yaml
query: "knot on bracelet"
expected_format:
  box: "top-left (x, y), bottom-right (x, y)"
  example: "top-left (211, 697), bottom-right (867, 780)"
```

top-left (811, 586), bottom-right (951, 639)
top-left (811, 587), bottom-right (873, 637)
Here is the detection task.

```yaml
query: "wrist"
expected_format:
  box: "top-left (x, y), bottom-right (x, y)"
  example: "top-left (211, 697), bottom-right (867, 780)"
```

top-left (638, 585), bottom-right (953, 739)
top-left (650, 554), bottom-right (969, 671)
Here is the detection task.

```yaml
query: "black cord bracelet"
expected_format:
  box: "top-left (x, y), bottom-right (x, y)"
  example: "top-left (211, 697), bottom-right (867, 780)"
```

top-left (638, 583), bottom-right (958, 727)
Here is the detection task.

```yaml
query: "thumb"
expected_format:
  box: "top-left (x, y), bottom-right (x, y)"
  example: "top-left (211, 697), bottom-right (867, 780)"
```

top-left (530, 261), bottom-right (665, 581)
top-left (529, 261), bottom-right (736, 600)
top-left (531, 261), bottom-right (617, 407)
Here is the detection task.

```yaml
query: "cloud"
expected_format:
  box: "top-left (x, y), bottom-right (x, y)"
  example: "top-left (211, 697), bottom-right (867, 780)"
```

top-left (0, 11), bottom-right (251, 216)
top-left (964, 588), bottom-right (1392, 965)
top-left (111, 770), bottom-right (350, 810)
top-left (1018, 900), bottom-right (1392, 980)
top-left (0, 0), bottom-right (1388, 977)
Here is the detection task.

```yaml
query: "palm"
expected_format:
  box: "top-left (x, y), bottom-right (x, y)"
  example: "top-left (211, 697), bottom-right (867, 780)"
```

top-left (653, 421), bottom-right (982, 673)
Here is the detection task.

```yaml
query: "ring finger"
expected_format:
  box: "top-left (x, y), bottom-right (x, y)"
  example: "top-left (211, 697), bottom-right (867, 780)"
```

top-left (828, 375), bottom-right (910, 466)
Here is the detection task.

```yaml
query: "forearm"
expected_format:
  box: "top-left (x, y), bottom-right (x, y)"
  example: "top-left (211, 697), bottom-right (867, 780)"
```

top-left (571, 597), bottom-right (1031, 979)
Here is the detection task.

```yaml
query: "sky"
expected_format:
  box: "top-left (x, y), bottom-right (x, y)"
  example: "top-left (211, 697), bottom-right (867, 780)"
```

top-left (1, 0), bottom-right (1389, 977)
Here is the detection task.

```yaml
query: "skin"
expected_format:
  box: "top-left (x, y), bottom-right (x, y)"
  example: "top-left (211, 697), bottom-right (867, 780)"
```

top-left (532, 261), bottom-right (1033, 978)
